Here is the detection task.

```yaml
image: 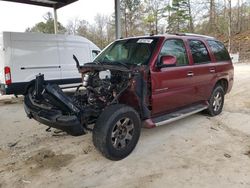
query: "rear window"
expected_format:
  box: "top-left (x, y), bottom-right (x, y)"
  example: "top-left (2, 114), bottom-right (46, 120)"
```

top-left (207, 40), bottom-right (231, 62)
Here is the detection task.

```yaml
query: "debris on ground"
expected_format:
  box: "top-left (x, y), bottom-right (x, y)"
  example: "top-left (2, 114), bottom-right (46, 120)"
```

top-left (7, 141), bottom-right (20, 148)
top-left (244, 150), bottom-right (250, 158)
top-left (210, 127), bottom-right (219, 131)
top-left (224, 153), bottom-right (232, 158)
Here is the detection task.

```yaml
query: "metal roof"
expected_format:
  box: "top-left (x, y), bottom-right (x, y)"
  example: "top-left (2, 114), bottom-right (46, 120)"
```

top-left (2, 0), bottom-right (78, 9)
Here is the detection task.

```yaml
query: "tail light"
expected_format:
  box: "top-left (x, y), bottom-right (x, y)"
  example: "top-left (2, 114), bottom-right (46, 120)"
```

top-left (4, 66), bottom-right (12, 85)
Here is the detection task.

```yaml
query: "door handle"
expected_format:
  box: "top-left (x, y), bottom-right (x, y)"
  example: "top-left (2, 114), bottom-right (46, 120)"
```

top-left (209, 68), bottom-right (216, 73)
top-left (187, 71), bottom-right (194, 77)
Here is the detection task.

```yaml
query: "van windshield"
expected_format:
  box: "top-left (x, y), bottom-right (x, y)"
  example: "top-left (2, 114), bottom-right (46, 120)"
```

top-left (95, 38), bottom-right (158, 66)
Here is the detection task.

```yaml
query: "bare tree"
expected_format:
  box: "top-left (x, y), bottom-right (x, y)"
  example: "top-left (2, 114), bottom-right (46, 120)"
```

top-left (228, 0), bottom-right (232, 52)
top-left (209, 0), bottom-right (216, 33)
top-left (94, 14), bottom-right (109, 48)
top-left (144, 0), bottom-right (168, 34)
top-left (187, 0), bottom-right (194, 32)
top-left (66, 18), bottom-right (80, 35)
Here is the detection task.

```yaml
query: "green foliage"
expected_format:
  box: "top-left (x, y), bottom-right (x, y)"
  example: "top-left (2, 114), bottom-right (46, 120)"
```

top-left (26, 12), bottom-right (66, 34)
top-left (166, 0), bottom-right (191, 33)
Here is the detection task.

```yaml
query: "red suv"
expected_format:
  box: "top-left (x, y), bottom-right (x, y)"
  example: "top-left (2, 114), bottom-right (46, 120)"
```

top-left (24, 33), bottom-right (234, 160)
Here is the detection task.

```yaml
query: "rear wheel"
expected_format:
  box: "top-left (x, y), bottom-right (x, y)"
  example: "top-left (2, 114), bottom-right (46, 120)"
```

top-left (93, 104), bottom-right (141, 160)
top-left (207, 85), bottom-right (225, 116)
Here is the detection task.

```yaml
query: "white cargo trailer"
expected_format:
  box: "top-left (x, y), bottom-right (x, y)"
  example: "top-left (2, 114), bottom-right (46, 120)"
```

top-left (0, 32), bottom-right (100, 95)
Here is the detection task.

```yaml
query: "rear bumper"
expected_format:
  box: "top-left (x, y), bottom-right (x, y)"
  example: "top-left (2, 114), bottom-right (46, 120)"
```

top-left (0, 83), bottom-right (27, 95)
top-left (24, 94), bottom-right (85, 136)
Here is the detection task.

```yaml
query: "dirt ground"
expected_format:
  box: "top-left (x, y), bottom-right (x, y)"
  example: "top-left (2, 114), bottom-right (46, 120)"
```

top-left (0, 63), bottom-right (250, 188)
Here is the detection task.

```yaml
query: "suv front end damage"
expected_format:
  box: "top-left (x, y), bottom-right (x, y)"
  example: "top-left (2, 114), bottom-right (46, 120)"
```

top-left (24, 62), bottom-right (149, 136)
top-left (24, 74), bottom-right (85, 135)
top-left (23, 37), bottom-right (160, 160)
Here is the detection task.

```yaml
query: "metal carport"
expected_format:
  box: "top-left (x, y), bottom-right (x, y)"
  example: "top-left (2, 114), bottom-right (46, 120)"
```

top-left (1, 0), bottom-right (121, 38)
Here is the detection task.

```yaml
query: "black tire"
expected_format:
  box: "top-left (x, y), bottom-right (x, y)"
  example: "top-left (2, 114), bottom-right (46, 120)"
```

top-left (206, 85), bottom-right (225, 116)
top-left (93, 104), bottom-right (141, 161)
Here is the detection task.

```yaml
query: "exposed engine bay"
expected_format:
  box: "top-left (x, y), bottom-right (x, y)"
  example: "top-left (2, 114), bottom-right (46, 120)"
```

top-left (23, 61), bottom-right (142, 136)
top-left (74, 66), bottom-right (131, 111)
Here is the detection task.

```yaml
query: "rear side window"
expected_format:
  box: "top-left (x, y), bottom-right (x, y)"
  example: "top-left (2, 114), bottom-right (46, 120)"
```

top-left (159, 39), bottom-right (189, 66)
top-left (207, 40), bottom-right (231, 62)
top-left (188, 40), bottom-right (211, 64)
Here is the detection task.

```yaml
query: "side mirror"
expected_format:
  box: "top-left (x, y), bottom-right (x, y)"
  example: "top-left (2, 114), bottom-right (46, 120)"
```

top-left (158, 55), bottom-right (177, 68)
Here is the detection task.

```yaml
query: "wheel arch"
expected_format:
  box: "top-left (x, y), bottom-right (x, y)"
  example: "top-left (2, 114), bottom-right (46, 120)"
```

top-left (214, 78), bottom-right (228, 93)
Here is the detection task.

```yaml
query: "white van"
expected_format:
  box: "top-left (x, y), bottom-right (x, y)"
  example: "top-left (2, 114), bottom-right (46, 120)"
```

top-left (0, 32), bottom-right (100, 95)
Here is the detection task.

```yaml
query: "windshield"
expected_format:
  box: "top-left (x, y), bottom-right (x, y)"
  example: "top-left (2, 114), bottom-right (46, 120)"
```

top-left (95, 38), bottom-right (159, 66)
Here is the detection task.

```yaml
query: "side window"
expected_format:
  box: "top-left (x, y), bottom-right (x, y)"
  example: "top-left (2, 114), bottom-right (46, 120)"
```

top-left (189, 40), bottom-right (211, 64)
top-left (207, 40), bottom-right (231, 62)
top-left (92, 50), bottom-right (100, 59)
top-left (159, 39), bottom-right (189, 66)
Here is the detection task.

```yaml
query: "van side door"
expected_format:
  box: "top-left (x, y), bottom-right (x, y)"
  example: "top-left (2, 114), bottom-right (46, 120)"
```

top-left (150, 38), bottom-right (197, 115)
top-left (58, 40), bottom-right (91, 83)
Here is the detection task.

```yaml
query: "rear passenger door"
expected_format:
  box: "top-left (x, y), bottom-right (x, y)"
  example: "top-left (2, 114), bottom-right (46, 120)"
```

top-left (151, 39), bottom-right (197, 115)
top-left (187, 39), bottom-right (216, 101)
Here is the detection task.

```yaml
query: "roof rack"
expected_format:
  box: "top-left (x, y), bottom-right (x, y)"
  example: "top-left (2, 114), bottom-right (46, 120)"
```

top-left (171, 33), bottom-right (215, 39)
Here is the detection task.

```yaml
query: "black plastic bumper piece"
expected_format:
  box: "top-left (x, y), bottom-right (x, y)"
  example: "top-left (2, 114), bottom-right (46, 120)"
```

top-left (24, 94), bottom-right (85, 136)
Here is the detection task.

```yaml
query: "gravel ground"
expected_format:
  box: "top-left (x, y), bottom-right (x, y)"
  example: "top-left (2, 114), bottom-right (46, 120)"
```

top-left (0, 63), bottom-right (250, 188)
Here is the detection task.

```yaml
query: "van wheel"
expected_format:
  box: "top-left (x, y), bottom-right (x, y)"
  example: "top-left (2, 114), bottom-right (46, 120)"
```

top-left (207, 85), bottom-right (225, 116)
top-left (93, 104), bottom-right (141, 161)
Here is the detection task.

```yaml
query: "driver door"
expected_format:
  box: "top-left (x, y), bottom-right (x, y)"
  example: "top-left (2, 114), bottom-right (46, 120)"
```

top-left (151, 39), bottom-right (196, 115)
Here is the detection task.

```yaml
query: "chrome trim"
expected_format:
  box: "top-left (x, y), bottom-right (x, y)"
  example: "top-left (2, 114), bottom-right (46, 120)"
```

top-left (155, 106), bottom-right (208, 127)
top-left (155, 87), bottom-right (169, 92)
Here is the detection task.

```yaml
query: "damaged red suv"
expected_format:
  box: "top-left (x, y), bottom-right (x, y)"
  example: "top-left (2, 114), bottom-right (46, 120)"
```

top-left (24, 33), bottom-right (234, 160)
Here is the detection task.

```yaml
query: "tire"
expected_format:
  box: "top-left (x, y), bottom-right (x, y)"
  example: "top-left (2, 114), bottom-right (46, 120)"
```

top-left (93, 104), bottom-right (141, 160)
top-left (206, 85), bottom-right (225, 116)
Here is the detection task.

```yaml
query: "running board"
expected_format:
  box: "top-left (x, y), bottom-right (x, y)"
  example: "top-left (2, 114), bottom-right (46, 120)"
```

top-left (153, 104), bottom-right (208, 127)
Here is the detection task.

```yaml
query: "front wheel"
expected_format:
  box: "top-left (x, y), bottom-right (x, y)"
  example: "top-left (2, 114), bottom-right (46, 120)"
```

top-left (206, 85), bottom-right (225, 116)
top-left (93, 104), bottom-right (141, 160)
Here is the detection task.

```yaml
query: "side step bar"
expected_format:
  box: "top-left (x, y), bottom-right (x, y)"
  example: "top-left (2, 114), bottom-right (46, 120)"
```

top-left (152, 104), bottom-right (208, 127)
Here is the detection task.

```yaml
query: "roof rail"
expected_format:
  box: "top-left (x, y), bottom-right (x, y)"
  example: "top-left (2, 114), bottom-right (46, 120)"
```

top-left (173, 33), bottom-right (215, 39)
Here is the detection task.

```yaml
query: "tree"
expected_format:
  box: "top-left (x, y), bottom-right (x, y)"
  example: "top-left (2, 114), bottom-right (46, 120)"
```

top-left (143, 0), bottom-right (168, 35)
top-left (208, 0), bottom-right (216, 33)
top-left (66, 14), bottom-right (114, 49)
top-left (228, 0), bottom-right (232, 52)
top-left (167, 0), bottom-right (192, 33)
top-left (187, 0), bottom-right (194, 32)
top-left (121, 0), bottom-right (144, 37)
top-left (94, 14), bottom-right (109, 48)
top-left (26, 12), bottom-right (66, 34)
top-left (66, 18), bottom-right (81, 35)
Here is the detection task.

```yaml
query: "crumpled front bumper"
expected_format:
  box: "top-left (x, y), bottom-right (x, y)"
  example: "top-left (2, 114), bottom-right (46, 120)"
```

top-left (24, 91), bottom-right (85, 136)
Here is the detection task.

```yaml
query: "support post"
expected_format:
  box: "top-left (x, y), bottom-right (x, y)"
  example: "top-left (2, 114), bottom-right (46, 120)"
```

top-left (115, 0), bottom-right (121, 39)
top-left (53, 6), bottom-right (58, 34)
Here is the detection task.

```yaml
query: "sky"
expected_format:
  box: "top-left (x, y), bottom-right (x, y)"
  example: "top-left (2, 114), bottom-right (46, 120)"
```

top-left (0, 0), bottom-right (114, 32)
top-left (0, 0), bottom-right (240, 33)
